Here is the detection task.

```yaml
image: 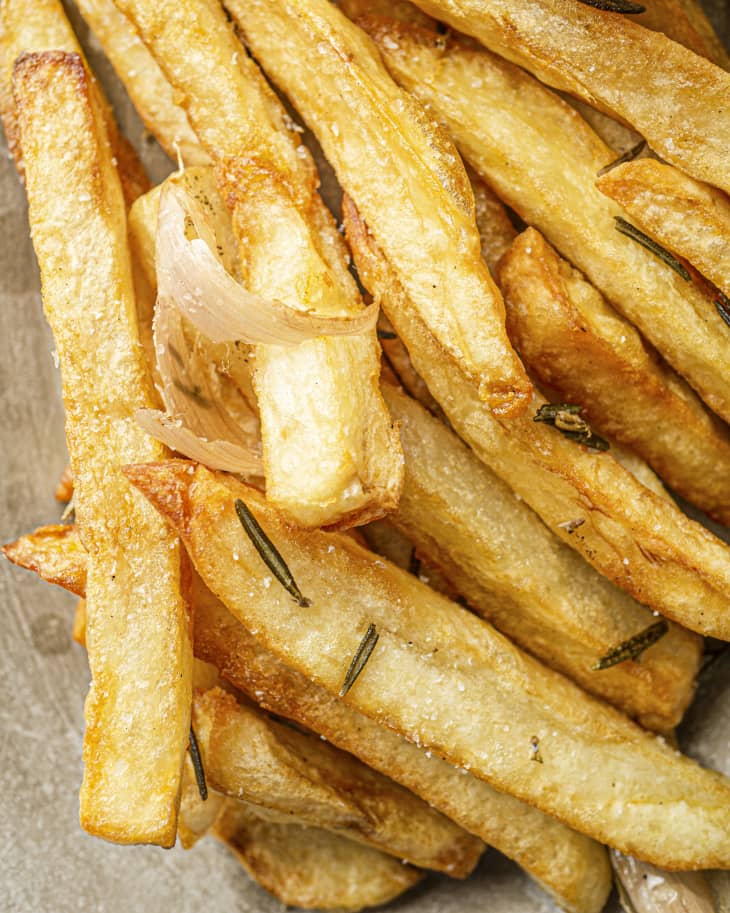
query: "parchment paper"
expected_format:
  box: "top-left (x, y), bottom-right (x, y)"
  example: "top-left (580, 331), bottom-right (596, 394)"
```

top-left (1, 2), bottom-right (728, 911)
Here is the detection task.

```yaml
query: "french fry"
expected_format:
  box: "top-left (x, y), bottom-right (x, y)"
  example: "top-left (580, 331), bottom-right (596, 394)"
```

top-left (383, 384), bottom-right (702, 731)
top-left (0, 0), bottom-right (148, 204)
top-left (73, 0), bottom-right (207, 165)
top-left (3, 524), bottom-right (86, 597)
top-left (350, 10), bottom-right (730, 424)
top-left (193, 686), bottom-right (484, 875)
top-left (113, 0), bottom-right (403, 530)
top-left (72, 598), bottom-right (87, 648)
top-left (468, 165), bottom-right (517, 276)
top-left (221, 0), bottom-right (531, 418)
top-left (127, 460), bottom-right (730, 869)
top-left (14, 51), bottom-right (191, 845)
top-left (499, 228), bottom-right (730, 526)
top-left (54, 464), bottom-right (74, 502)
top-left (634, 0), bottom-right (730, 69)
top-left (402, 0), bottom-right (730, 194)
top-left (177, 754), bottom-right (225, 849)
top-left (19, 527), bottom-right (612, 913)
top-left (344, 200), bottom-right (730, 639)
top-left (214, 800), bottom-right (424, 912)
top-left (597, 158), bottom-right (730, 297)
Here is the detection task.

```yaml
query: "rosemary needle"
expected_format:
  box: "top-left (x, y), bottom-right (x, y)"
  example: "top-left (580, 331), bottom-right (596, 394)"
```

top-left (592, 620), bottom-right (669, 671)
top-left (235, 498), bottom-right (311, 607)
top-left (614, 217), bottom-right (691, 282)
top-left (189, 724), bottom-right (208, 801)
top-left (715, 291), bottom-right (730, 329)
top-left (597, 139), bottom-right (648, 177)
top-left (577, 0), bottom-right (646, 12)
top-left (534, 403), bottom-right (609, 451)
top-left (377, 328), bottom-right (398, 340)
top-left (340, 623), bottom-right (379, 697)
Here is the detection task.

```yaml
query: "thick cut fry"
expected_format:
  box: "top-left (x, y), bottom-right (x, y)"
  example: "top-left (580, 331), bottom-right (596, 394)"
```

top-left (352, 13), bottom-right (730, 424)
top-left (14, 52), bottom-right (191, 846)
top-left (383, 385), bottom-right (701, 731)
top-left (128, 461), bottom-right (730, 868)
top-left (634, 0), bottom-right (730, 68)
top-left (3, 524), bottom-right (86, 598)
top-left (12, 534), bottom-right (611, 913)
top-left (597, 159), bottom-right (730, 297)
top-left (73, 0), bottom-right (207, 165)
top-left (0, 0), bottom-right (148, 204)
top-left (499, 228), bottom-right (730, 525)
top-left (345, 200), bottom-right (730, 639)
top-left (193, 687), bottom-right (483, 875)
top-left (113, 0), bottom-right (402, 530)
top-left (222, 0), bottom-right (531, 417)
top-left (404, 0), bottom-right (730, 194)
top-left (215, 800), bottom-right (423, 912)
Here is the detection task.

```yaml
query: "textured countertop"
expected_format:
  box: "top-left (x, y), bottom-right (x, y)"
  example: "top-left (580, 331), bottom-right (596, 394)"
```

top-left (1, 2), bottom-right (729, 911)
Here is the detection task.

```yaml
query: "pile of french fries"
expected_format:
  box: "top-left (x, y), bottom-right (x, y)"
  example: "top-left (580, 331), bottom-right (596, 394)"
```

top-left (3, 0), bottom-right (730, 910)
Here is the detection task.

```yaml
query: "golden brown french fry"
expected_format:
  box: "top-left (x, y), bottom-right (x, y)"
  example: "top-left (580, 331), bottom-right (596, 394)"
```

top-left (597, 158), bottom-right (730, 297)
top-left (8, 531), bottom-right (611, 912)
top-left (222, 0), bottom-right (531, 418)
top-left (404, 0), bottom-right (730, 194)
top-left (383, 384), bottom-right (702, 731)
top-left (344, 200), bottom-right (730, 640)
top-left (14, 51), bottom-right (191, 846)
top-left (499, 228), bottom-right (730, 525)
top-left (215, 800), bottom-right (424, 912)
top-left (0, 0), bottom-right (148, 204)
top-left (113, 0), bottom-right (402, 530)
top-left (634, 0), bottom-right (730, 68)
top-left (128, 460), bottom-right (730, 869)
top-left (73, 0), bottom-right (207, 165)
top-left (3, 524), bottom-right (86, 597)
top-left (352, 12), bottom-right (730, 424)
top-left (72, 598), bottom-right (86, 648)
top-left (54, 464), bottom-right (74, 502)
top-left (193, 686), bottom-right (484, 875)
top-left (468, 165), bottom-right (517, 276)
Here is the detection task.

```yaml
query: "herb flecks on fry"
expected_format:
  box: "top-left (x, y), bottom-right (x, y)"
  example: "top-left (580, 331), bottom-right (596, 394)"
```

top-left (577, 0), bottom-right (645, 13)
top-left (340, 623), bottom-right (380, 697)
top-left (235, 498), bottom-right (311, 607)
top-left (534, 404), bottom-right (609, 451)
top-left (614, 217), bottom-right (691, 283)
top-left (530, 736), bottom-right (544, 764)
top-left (593, 620), bottom-right (669, 671)
top-left (188, 724), bottom-right (208, 801)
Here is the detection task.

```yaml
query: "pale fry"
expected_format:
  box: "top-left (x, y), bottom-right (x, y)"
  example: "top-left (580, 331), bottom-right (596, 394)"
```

top-left (499, 228), bottom-right (730, 525)
top-left (222, 0), bottom-right (532, 417)
top-left (406, 0), bottom-right (730, 194)
top-left (215, 800), bottom-right (423, 912)
top-left (73, 0), bottom-right (208, 165)
top-left (177, 754), bottom-right (225, 849)
top-left (383, 385), bottom-right (702, 732)
top-left (9, 539), bottom-right (611, 913)
top-left (113, 0), bottom-right (403, 530)
top-left (345, 198), bottom-right (730, 640)
top-left (14, 51), bottom-right (191, 846)
top-left (128, 460), bottom-right (730, 868)
top-left (193, 686), bottom-right (484, 875)
top-left (0, 0), bottom-right (148, 204)
top-left (597, 158), bottom-right (730, 297)
top-left (354, 12), bottom-right (730, 423)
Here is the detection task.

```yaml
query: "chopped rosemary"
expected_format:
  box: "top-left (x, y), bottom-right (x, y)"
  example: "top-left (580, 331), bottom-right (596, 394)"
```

top-left (408, 547), bottom-right (421, 578)
top-left (377, 328), bottom-right (398, 340)
top-left (534, 403), bottom-right (609, 451)
top-left (339, 623), bottom-right (379, 697)
top-left (577, 0), bottom-right (645, 12)
top-left (592, 619), bottom-right (669, 670)
top-left (715, 291), bottom-right (730, 328)
top-left (189, 724), bottom-right (208, 801)
top-left (596, 139), bottom-right (648, 177)
top-left (235, 498), bottom-right (311, 607)
top-left (530, 736), bottom-right (544, 764)
top-left (614, 217), bottom-right (691, 282)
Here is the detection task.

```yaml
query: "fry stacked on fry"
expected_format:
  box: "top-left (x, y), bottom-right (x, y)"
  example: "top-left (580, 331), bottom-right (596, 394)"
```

top-left (3, 0), bottom-right (730, 909)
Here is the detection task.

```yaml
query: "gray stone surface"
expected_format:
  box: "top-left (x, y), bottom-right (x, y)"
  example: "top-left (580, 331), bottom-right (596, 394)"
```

top-left (0, 3), bottom-right (728, 911)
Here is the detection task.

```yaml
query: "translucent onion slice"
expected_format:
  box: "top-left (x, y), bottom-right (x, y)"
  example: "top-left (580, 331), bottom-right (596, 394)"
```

top-left (612, 851), bottom-right (715, 913)
top-left (137, 295), bottom-right (263, 476)
top-left (156, 182), bottom-right (378, 345)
